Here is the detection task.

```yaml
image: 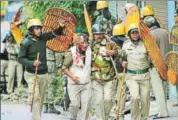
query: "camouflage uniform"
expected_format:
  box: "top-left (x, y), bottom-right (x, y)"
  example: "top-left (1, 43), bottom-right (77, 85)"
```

top-left (95, 15), bottom-right (115, 36)
top-left (43, 48), bottom-right (63, 114)
top-left (91, 37), bottom-right (123, 120)
top-left (6, 39), bottom-right (23, 93)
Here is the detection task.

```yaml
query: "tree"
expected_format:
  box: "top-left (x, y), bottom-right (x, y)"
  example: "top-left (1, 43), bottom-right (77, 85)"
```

top-left (23, 1), bottom-right (88, 34)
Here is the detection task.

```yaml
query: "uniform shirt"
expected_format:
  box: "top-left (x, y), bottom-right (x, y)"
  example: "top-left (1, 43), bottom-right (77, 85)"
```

top-left (122, 40), bottom-right (150, 70)
top-left (6, 41), bottom-right (19, 60)
top-left (91, 38), bottom-right (123, 81)
top-left (150, 26), bottom-right (169, 58)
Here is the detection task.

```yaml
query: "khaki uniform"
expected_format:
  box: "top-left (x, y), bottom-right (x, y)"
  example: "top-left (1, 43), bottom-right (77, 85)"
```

top-left (122, 40), bottom-right (151, 120)
top-left (90, 38), bottom-right (122, 120)
top-left (149, 26), bottom-right (169, 117)
top-left (6, 41), bottom-right (23, 93)
top-left (24, 71), bottom-right (48, 120)
top-left (62, 46), bottom-right (92, 120)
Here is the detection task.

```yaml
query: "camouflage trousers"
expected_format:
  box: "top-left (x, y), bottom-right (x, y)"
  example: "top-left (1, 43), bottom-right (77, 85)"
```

top-left (44, 60), bottom-right (59, 104)
top-left (44, 72), bottom-right (58, 104)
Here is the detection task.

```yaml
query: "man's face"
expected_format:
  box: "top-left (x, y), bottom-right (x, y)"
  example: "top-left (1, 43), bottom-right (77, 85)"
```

top-left (8, 36), bottom-right (14, 42)
top-left (33, 26), bottom-right (42, 37)
top-left (130, 31), bottom-right (140, 41)
top-left (93, 34), bottom-right (104, 41)
top-left (78, 40), bottom-right (89, 51)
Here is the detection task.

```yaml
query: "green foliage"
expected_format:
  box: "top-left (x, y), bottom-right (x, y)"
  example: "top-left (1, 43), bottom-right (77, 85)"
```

top-left (23, 1), bottom-right (88, 34)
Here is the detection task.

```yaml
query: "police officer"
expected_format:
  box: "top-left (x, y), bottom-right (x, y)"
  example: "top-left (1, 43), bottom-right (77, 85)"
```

top-left (62, 33), bottom-right (92, 120)
top-left (142, 5), bottom-right (161, 28)
top-left (144, 16), bottom-right (169, 119)
top-left (5, 31), bottom-right (23, 94)
top-left (109, 23), bottom-right (127, 120)
top-left (95, 1), bottom-right (115, 36)
top-left (43, 48), bottom-right (61, 114)
top-left (91, 23), bottom-right (123, 120)
top-left (18, 18), bottom-right (64, 120)
top-left (122, 23), bottom-right (151, 120)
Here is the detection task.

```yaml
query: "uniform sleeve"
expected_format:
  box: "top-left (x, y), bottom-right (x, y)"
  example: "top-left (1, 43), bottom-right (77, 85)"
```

top-left (40, 26), bottom-right (64, 41)
top-left (122, 43), bottom-right (127, 61)
top-left (18, 43), bottom-right (33, 67)
top-left (62, 51), bottom-right (73, 70)
top-left (110, 42), bottom-right (123, 57)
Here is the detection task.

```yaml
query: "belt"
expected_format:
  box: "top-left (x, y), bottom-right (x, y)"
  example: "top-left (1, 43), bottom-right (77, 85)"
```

top-left (127, 68), bottom-right (149, 74)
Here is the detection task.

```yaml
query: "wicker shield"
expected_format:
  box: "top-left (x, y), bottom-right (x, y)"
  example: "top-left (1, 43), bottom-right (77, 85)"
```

top-left (43, 8), bottom-right (77, 52)
top-left (10, 22), bottom-right (23, 46)
top-left (170, 24), bottom-right (178, 46)
top-left (10, 6), bottom-right (23, 46)
top-left (139, 21), bottom-right (167, 80)
top-left (165, 51), bottom-right (178, 85)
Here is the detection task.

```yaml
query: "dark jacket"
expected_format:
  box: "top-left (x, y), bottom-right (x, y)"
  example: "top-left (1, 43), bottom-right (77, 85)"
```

top-left (18, 27), bottom-right (63, 74)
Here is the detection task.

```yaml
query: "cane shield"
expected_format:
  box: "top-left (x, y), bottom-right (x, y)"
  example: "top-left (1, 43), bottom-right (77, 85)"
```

top-left (43, 8), bottom-right (77, 52)
top-left (139, 21), bottom-right (167, 80)
top-left (166, 51), bottom-right (178, 85)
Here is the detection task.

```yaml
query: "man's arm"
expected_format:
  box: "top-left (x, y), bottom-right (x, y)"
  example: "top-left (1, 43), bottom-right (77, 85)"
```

top-left (18, 43), bottom-right (33, 67)
top-left (61, 51), bottom-right (79, 83)
top-left (40, 24), bottom-right (64, 41)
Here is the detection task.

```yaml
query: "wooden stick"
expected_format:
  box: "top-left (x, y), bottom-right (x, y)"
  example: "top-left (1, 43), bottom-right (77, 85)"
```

top-left (30, 53), bottom-right (40, 112)
top-left (116, 68), bottom-right (126, 119)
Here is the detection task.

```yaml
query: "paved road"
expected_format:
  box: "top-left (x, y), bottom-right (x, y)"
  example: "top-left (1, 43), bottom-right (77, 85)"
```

top-left (1, 99), bottom-right (178, 120)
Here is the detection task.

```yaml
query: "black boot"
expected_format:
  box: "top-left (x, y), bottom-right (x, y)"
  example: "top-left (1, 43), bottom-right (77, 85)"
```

top-left (48, 104), bottom-right (61, 114)
top-left (43, 103), bottom-right (48, 113)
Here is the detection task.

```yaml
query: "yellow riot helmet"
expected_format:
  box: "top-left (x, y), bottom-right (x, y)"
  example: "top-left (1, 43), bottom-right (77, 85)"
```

top-left (127, 23), bottom-right (139, 35)
top-left (112, 24), bottom-right (125, 36)
top-left (27, 19), bottom-right (42, 29)
top-left (96, 1), bottom-right (108, 10)
top-left (142, 5), bottom-right (155, 17)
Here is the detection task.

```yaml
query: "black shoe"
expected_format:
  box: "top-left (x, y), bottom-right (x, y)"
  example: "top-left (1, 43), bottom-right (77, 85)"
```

top-left (153, 114), bottom-right (169, 119)
top-left (43, 103), bottom-right (48, 113)
top-left (48, 104), bottom-right (61, 114)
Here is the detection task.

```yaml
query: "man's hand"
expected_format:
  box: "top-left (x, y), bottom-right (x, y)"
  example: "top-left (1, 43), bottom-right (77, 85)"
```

top-left (71, 76), bottom-right (80, 83)
top-left (33, 60), bottom-right (41, 67)
top-left (122, 61), bottom-right (128, 68)
top-left (59, 23), bottom-right (65, 28)
top-left (106, 50), bottom-right (115, 56)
